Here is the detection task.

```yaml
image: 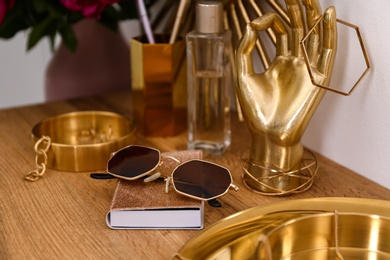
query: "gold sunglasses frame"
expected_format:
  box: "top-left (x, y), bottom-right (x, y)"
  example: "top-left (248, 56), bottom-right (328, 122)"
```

top-left (107, 145), bottom-right (239, 201)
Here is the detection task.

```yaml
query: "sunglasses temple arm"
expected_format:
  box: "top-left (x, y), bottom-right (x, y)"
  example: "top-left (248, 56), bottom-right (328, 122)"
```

top-left (164, 176), bottom-right (172, 193)
top-left (160, 155), bottom-right (181, 165)
top-left (230, 183), bottom-right (240, 191)
top-left (90, 173), bottom-right (116, 179)
top-left (208, 199), bottom-right (222, 207)
top-left (144, 172), bottom-right (162, 182)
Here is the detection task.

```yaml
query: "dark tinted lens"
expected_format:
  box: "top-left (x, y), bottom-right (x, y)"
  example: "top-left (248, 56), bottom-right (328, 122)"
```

top-left (107, 146), bottom-right (160, 179)
top-left (172, 160), bottom-right (231, 200)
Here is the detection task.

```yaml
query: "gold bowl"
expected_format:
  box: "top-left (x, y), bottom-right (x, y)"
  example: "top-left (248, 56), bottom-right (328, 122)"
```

top-left (32, 111), bottom-right (136, 172)
top-left (174, 198), bottom-right (390, 260)
top-left (261, 212), bottom-right (390, 259)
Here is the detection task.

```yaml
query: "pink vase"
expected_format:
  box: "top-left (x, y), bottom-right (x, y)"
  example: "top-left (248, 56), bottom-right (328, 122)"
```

top-left (45, 19), bottom-right (130, 101)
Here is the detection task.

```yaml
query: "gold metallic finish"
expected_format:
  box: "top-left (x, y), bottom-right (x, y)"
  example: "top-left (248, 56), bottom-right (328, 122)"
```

top-left (229, 4), bottom-right (242, 39)
top-left (248, 0), bottom-right (277, 45)
top-left (301, 17), bottom-right (371, 96)
top-left (25, 136), bottom-right (51, 181)
top-left (302, 0), bottom-right (322, 66)
top-left (131, 35), bottom-right (187, 136)
top-left (237, 0), bottom-right (270, 69)
top-left (31, 111), bottom-right (136, 172)
top-left (169, 0), bottom-right (190, 44)
top-left (130, 36), bottom-right (185, 93)
top-left (228, 3), bottom-right (246, 122)
top-left (174, 198), bottom-right (390, 259)
top-left (250, 13), bottom-right (288, 56)
top-left (224, 10), bottom-right (244, 122)
top-left (302, 0), bottom-right (322, 34)
top-left (259, 211), bottom-right (390, 259)
top-left (241, 148), bottom-right (318, 196)
top-left (286, 0), bottom-right (305, 29)
top-left (235, 2), bottom-right (338, 194)
top-left (266, 0), bottom-right (290, 25)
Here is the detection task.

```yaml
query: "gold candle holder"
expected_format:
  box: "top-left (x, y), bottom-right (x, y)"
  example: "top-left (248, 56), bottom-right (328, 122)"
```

top-left (131, 34), bottom-right (187, 137)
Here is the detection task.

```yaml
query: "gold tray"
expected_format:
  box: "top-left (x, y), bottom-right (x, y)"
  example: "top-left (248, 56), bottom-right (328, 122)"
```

top-left (174, 197), bottom-right (390, 259)
top-left (32, 111), bottom-right (136, 172)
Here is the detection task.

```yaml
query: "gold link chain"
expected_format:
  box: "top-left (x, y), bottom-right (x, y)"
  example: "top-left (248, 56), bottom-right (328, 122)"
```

top-left (25, 136), bottom-right (51, 182)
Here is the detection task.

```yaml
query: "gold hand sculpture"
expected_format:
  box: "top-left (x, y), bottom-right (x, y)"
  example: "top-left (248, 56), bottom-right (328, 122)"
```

top-left (235, 0), bottom-right (337, 194)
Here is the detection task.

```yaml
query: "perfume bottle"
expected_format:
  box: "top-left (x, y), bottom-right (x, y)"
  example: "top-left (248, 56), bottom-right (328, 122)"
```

top-left (186, 0), bottom-right (232, 155)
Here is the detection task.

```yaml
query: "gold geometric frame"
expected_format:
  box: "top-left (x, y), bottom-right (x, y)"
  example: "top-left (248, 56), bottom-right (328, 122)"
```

top-left (300, 17), bottom-right (371, 96)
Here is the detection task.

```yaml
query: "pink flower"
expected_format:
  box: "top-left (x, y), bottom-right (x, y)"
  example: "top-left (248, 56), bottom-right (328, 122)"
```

top-left (0, 0), bottom-right (15, 25)
top-left (60, 0), bottom-right (120, 19)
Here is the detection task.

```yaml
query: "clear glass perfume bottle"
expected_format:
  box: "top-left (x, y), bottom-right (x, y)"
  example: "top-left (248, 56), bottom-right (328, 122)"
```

top-left (186, 0), bottom-right (232, 155)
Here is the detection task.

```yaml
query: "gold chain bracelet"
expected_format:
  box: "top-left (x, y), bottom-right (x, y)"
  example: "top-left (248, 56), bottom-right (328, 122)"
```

top-left (25, 136), bottom-right (51, 182)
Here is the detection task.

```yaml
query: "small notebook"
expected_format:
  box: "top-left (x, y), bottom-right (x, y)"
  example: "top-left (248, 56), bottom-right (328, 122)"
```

top-left (106, 150), bottom-right (204, 229)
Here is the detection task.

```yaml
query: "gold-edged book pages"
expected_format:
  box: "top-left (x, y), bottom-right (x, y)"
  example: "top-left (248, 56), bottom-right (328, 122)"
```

top-left (106, 150), bottom-right (204, 229)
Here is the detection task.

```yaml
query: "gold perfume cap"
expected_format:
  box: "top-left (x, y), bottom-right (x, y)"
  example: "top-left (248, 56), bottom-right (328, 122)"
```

top-left (195, 0), bottom-right (223, 34)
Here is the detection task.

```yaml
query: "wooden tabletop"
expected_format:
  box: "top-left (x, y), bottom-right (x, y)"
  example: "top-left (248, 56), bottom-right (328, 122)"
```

top-left (1, 90), bottom-right (389, 259)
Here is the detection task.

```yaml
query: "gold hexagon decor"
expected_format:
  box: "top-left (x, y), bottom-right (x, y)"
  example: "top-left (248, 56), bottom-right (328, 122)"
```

top-left (300, 16), bottom-right (371, 96)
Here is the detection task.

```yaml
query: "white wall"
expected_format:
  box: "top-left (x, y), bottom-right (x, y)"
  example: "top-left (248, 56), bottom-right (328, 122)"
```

top-left (303, 0), bottom-right (390, 189)
top-left (0, 2), bottom-right (389, 190)
top-left (0, 33), bottom-right (48, 108)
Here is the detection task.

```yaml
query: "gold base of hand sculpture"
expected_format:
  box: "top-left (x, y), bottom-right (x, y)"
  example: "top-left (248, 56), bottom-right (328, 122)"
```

top-left (241, 148), bottom-right (318, 195)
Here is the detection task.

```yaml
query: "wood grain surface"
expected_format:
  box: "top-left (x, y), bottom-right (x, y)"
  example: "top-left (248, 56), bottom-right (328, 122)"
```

top-left (1, 90), bottom-right (389, 259)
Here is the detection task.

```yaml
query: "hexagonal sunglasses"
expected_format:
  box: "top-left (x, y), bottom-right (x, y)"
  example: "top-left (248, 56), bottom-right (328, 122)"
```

top-left (105, 145), bottom-right (239, 201)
